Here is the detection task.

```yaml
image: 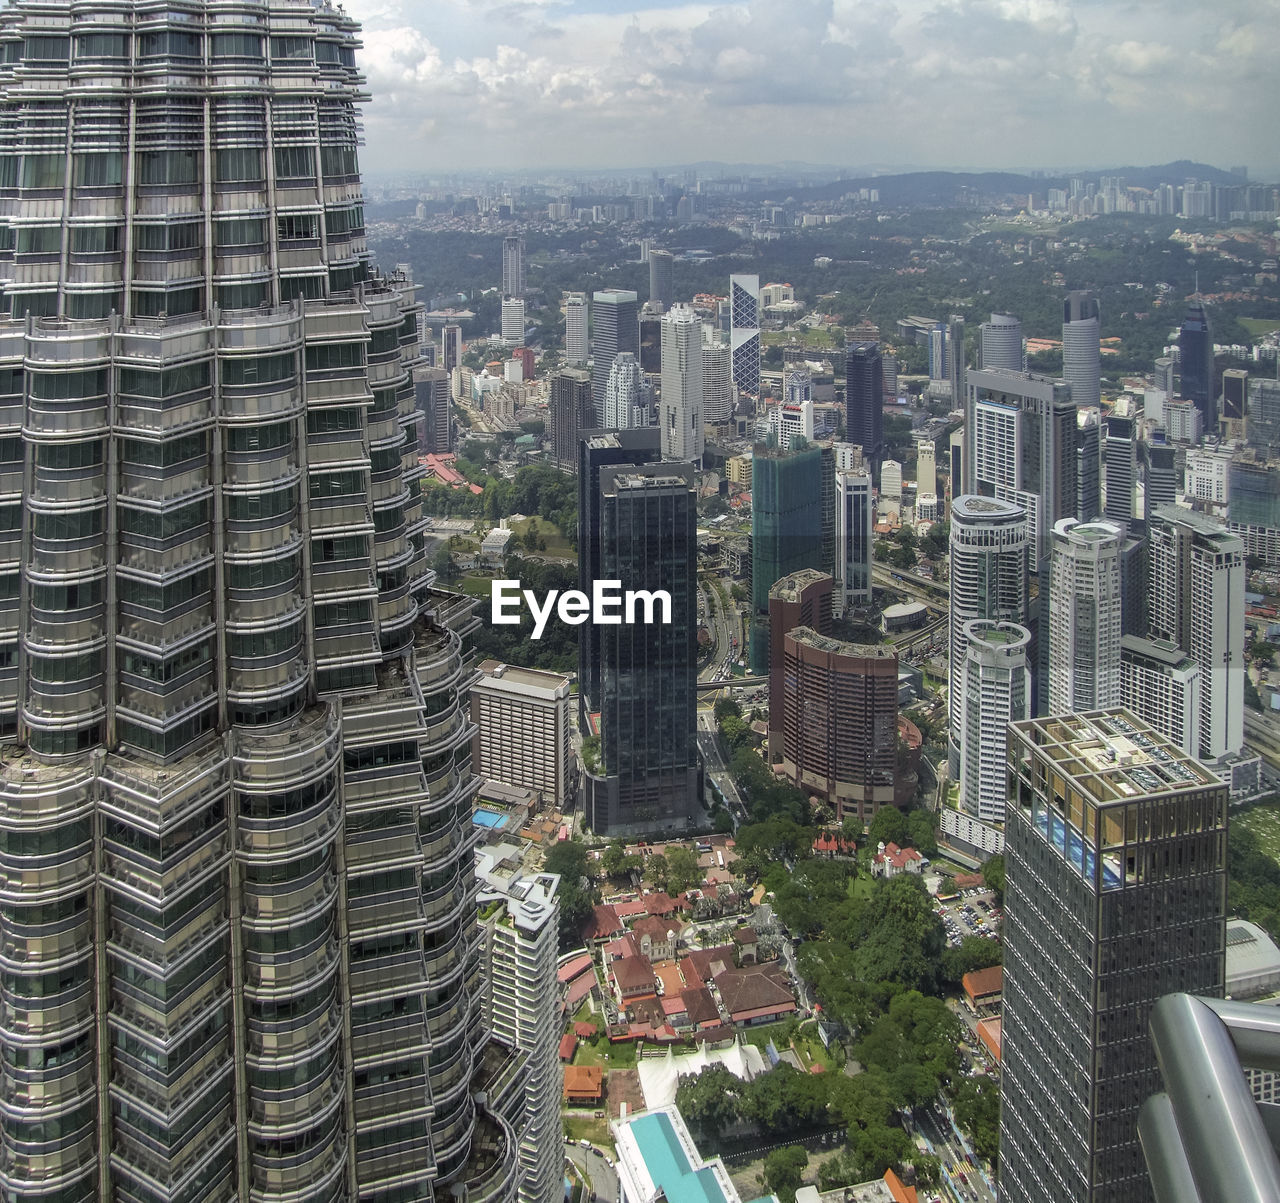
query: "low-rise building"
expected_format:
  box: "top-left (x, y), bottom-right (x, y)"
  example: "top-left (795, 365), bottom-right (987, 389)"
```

top-left (614, 1107), bottom-right (754, 1203)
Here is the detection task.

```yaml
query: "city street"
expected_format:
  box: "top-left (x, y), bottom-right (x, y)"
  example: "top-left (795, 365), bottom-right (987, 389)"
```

top-left (565, 1140), bottom-right (619, 1203)
top-left (916, 1103), bottom-right (996, 1203)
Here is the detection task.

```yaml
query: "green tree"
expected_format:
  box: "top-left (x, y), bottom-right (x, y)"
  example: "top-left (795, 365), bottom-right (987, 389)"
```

top-left (601, 840), bottom-right (630, 878)
top-left (952, 1076), bottom-right (1001, 1165)
top-left (431, 543), bottom-right (461, 583)
top-left (647, 853), bottom-right (669, 892)
top-left (674, 1065), bottom-right (744, 1143)
top-left (906, 809), bottom-right (938, 857)
top-left (846, 877), bottom-right (947, 995)
top-left (714, 697), bottom-right (743, 722)
top-left (720, 715), bottom-right (752, 749)
top-left (868, 805), bottom-right (909, 848)
top-left (744, 1064), bottom-right (829, 1134)
top-left (1250, 639), bottom-right (1275, 664)
top-left (982, 854), bottom-right (1006, 902)
top-left (542, 839), bottom-right (597, 950)
top-left (942, 936), bottom-right (1002, 986)
top-left (665, 845), bottom-right (702, 894)
top-left (763, 1147), bottom-right (808, 1203)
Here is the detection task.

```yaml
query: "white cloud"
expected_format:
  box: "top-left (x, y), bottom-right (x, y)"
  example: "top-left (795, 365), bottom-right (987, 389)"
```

top-left (344, 0), bottom-right (1278, 172)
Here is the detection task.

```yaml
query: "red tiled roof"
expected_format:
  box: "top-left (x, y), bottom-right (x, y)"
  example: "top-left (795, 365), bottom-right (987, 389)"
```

top-left (562, 974), bottom-right (598, 1013)
top-left (559, 1033), bottom-right (577, 1061)
top-left (612, 956), bottom-right (656, 994)
top-left (963, 965), bottom-right (1004, 1002)
top-left (632, 916), bottom-right (680, 943)
top-left (661, 996), bottom-right (687, 1017)
top-left (585, 905), bottom-right (624, 940)
top-left (732, 926), bottom-right (758, 946)
top-left (558, 954), bottom-right (594, 984)
top-left (714, 965), bottom-right (797, 1022)
top-left (681, 987), bottom-right (721, 1027)
top-left (563, 1065), bottom-right (604, 1101)
top-left (683, 945), bottom-right (735, 984)
top-left (573, 1021), bottom-right (598, 1038)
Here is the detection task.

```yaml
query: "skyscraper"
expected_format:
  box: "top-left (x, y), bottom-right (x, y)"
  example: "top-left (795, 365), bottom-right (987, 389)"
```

top-left (1120, 635), bottom-right (1201, 757)
top-left (948, 314), bottom-right (967, 406)
top-left (415, 363), bottom-right (455, 454)
top-left (605, 352), bottom-right (648, 430)
top-left (577, 428), bottom-right (662, 723)
top-left (591, 288), bottom-right (639, 414)
top-left (501, 295), bottom-right (527, 347)
top-left (443, 322), bottom-right (464, 372)
top-left (1062, 291), bottom-right (1101, 412)
top-left (564, 291), bottom-right (588, 366)
top-left (0, 4), bottom-right (515, 1199)
top-left (503, 233), bottom-right (525, 297)
top-left (965, 368), bottom-right (1078, 706)
top-left (702, 331), bottom-right (733, 428)
top-left (1076, 408), bottom-right (1102, 521)
top-left (999, 710), bottom-right (1227, 1203)
top-left (648, 248), bottom-right (674, 312)
top-left (1178, 300), bottom-right (1215, 434)
top-left (1047, 518), bottom-right (1124, 714)
top-left (845, 341), bottom-right (884, 478)
top-left (957, 620), bottom-right (1031, 823)
top-left (659, 304), bottom-right (704, 463)
top-left (729, 273), bottom-right (761, 395)
top-left (775, 628), bottom-right (899, 823)
top-left (586, 465), bottom-right (700, 835)
top-left (981, 312), bottom-right (1024, 372)
top-left (766, 569), bottom-right (835, 753)
top-left (834, 468), bottom-right (874, 614)
top-left (948, 495), bottom-right (1029, 773)
top-left (1143, 435), bottom-right (1179, 526)
top-left (750, 444), bottom-right (824, 673)
top-left (550, 368), bottom-right (595, 469)
top-left (1148, 506), bottom-right (1245, 763)
top-left (1103, 399), bottom-right (1137, 530)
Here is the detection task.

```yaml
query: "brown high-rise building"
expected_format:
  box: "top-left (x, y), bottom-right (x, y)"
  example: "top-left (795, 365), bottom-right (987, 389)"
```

top-left (551, 367), bottom-right (595, 471)
top-left (767, 570), bottom-right (835, 753)
top-left (776, 627), bottom-right (898, 823)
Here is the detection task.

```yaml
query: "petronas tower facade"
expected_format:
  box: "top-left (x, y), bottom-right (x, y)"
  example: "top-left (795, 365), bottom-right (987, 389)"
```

top-left (0, 5), bottom-right (522, 1203)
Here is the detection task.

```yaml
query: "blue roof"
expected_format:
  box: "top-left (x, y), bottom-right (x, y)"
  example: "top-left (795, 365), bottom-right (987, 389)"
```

top-left (629, 1113), bottom-right (730, 1203)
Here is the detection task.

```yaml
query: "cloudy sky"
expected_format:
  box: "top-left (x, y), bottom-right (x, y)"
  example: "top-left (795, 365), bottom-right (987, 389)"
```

top-left (346, 0), bottom-right (1277, 177)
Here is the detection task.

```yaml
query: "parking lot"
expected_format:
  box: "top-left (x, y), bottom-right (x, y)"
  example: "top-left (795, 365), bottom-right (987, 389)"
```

top-left (936, 887), bottom-right (1001, 946)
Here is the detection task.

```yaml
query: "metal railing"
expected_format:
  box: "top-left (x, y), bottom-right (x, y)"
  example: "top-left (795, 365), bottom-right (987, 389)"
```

top-left (1140, 992), bottom-right (1280, 1203)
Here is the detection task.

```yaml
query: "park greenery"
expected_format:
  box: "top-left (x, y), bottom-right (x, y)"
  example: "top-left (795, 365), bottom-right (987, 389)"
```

top-left (1229, 808), bottom-right (1280, 941)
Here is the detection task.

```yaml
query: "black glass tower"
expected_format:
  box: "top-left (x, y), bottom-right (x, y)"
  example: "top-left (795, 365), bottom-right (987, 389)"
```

top-left (845, 341), bottom-right (884, 479)
top-left (582, 463), bottom-right (699, 836)
top-left (1178, 301), bottom-right (1215, 433)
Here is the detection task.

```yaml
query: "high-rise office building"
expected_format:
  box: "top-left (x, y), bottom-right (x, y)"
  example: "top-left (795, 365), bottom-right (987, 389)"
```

top-left (948, 314), bottom-right (967, 406)
top-left (591, 288), bottom-right (639, 414)
top-left (502, 295), bottom-right (527, 346)
top-left (1047, 518), bottom-right (1124, 714)
top-left (729, 273), bottom-right (760, 395)
top-left (503, 234), bottom-right (525, 297)
top-left (981, 312), bottom-right (1024, 372)
top-left (774, 628), bottom-right (898, 824)
top-left (1119, 635), bottom-right (1201, 757)
top-left (965, 368), bottom-right (1078, 705)
top-left (1143, 435), bottom-right (1179, 526)
top-left (550, 368), bottom-right (595, 470)
top-left (443, 322), bottom-right (464, 372)
top-left (648, 249), bottom-right (674, 312)
top-left (1103, 400), bottom-right (1138, 530)
top-left (999, 710), bottom-right (1227, 1203)
top-left (1062, 291), bottom-right (1101, 412)
top-left (659, 304), bottom-right (704, 463)
top-left (835, 468), bottom-right (874, 614)
top-left (766, 569), bottom-right (834, 753)
top-left (585, 465), bottom-right (700, 835)
top-left (958, 620), bottom-right (1031, 824)
top-left (1148, 506), bottom-right (1245, 763)
top-left (638, 307), bottom-right (663, 375)
top-left (564, 291), bottom-right (588, 366)
top-left (471, 661), bottom-right (573, 808)
top-left (845, 341), bottom-right (884, 478)
top-left (577, 429), bottom-right (662, 724)
top-left (475, 854), bottom-right (561, 1203)
top-left (750, 444), bottom-right (824, 673)
top-left (415, 364), bottom-right (455, 454)
top-left (1178, 300), bottom-right (1215, 434)
top-left (929, 322), bottom-right (948, 383)
top-left (0, 4), bottom-right (518, 1200)
top-left (1077, 408), bottom-right (1102, 521)
top-left (702, 331), bottom-right (733, 427)
top-left (605, 352), bottom-right (648, 431)
top-left (948, 496), bottom-right (1029, 770)
top-left (1221, 367), bottom-right (1248, 423)
top-left (916, 435), bottom-right (937, 496)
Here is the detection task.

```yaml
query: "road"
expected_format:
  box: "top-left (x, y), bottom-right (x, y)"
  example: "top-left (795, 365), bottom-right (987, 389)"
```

top-left (916, 1102), bottom-right (996, 1203)
top-left (565, 1140), bottom-right (619, 1203)
top-left (1244, 710), bottom-right (1280, 773)
top-left (698, 574), bottom-right (743, 682)
top-left (697, 710), bottom-right (748, 827)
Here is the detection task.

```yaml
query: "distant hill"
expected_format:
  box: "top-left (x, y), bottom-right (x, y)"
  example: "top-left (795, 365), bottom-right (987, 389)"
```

top-left (742, 161), bottom-right (1249, 206)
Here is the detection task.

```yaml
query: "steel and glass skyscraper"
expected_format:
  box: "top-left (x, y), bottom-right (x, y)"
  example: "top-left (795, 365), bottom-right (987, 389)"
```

top-left (844, 341), bottom-right (883, 480)
top-left (0, 5), bottom-right (518, 1202)
top-left (1178, 300), bottom-right (1215, 434)
top-left (590, 288), bottom-right (638, 415)
top-left (1062, 291), bottom-right (1101, 412)
top-left (728, 274), bottom-right (760, 396)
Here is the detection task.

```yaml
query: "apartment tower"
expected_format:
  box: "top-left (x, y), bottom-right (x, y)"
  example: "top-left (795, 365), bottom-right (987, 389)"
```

top-left (999, 710), bottom-right (1227, 1203)
top-left (563, 291), bottom-right (588, 367)
top-left (0, 4), bottom-right (516, 1202)
top-left (502, 234), bottom-right (525, 297)
top-left (957, 620), bottom-right (1031, 824)
top-left (659, 304), bottom-right (703, 463)
top-left (1047, 518), bottom-right (1124, 715)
